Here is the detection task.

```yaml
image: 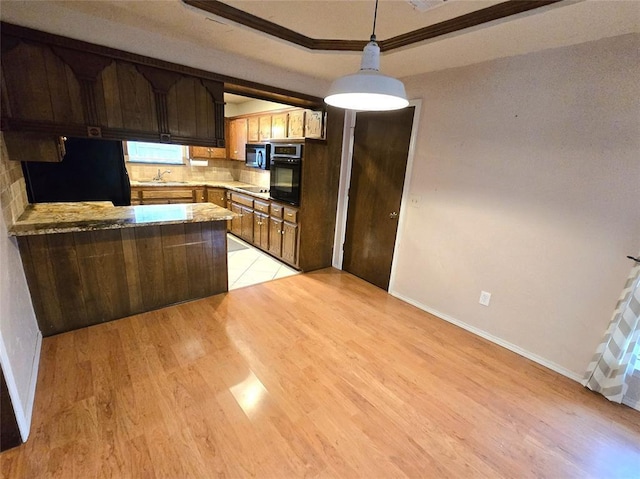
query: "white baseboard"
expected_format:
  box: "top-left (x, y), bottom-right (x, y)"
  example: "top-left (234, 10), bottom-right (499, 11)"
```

top-left (622, 396), bottom-right (640, 412)
top-left (389, 291), bottom-right (584, 384)
top-left (0, 330), bottom-right (42, 442)
top-left (23, 331), bottom-right (42, 440)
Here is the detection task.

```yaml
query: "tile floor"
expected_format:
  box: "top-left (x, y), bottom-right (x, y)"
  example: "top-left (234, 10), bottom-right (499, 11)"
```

top-left (227, 234), bottom-right (299, 290)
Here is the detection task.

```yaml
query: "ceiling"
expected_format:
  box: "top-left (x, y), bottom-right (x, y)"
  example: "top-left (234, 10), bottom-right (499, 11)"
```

top-left (1, 1), bottom-right (638, 99)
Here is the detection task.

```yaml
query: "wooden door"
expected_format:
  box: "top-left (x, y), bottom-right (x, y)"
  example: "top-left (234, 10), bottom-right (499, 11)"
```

top-left (240, 206), bottom-right (254, 242)
top-left (271, 113), bottom-right (288, 139)
top-left (247, 116), bottom-right (260, 142)
top-left (207, 188), bottom-right (227, 207)
top-left (190, 146), bottom-right (210, 159)
top-left (193, 188), bottom-right (206, 203)
top-left (282, 222), bottom-right (298, 265)
top-left (230, 203), bottom-right (242, 236)
top-left (229, 118), bottom-right (247, 160)
top-left (259, 115), bottom-right (272, 141)
top-left (269, 217), bottom-right (283, 257)
top-left (342, 107), bottom-right (414, 290)
top-left (288, 110), bottom-right (305, 138)
top-left (254, 213), bottom-right (269, 250)
top-left (305, 110), bottom-right (324, 138)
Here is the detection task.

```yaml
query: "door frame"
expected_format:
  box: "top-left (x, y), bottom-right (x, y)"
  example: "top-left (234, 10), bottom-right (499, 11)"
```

top-left (332, 99), bottom-right (422, 291)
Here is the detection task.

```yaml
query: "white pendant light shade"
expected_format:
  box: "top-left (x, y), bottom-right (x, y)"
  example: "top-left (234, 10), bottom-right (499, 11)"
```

top-left (325, 71), bottom-right (408, 111)
top-left (324, 21), bottom-right (408, 111)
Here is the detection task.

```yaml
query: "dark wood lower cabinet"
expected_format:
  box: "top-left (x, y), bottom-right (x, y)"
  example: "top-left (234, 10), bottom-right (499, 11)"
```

top-left (240, 206), bottom-right (254, 243)
top-left (268, 217), bottom-right (283, 257)
top-left (282, 222), bottom-right (298, 265)
top-left (230, 203), bottom-right (242, 236)
top-left (229, 195), bottom-right (299, 268)
top-left (254, 212), bottom-right (269, 250)
top-left (207, 188), bottom-right (227, 207)
top-left (17, 221), bottom-right (228, 336)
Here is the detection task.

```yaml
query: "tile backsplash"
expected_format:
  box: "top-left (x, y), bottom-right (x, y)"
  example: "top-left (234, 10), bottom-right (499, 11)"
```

top-left (126, 160), bottom-right (270, 187)
top-left (0, 134), bottom-right (29, 226)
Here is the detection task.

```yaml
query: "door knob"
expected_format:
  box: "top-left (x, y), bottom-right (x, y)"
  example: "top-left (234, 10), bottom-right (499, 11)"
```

top-left (389, 212), bottom-right (398, 219)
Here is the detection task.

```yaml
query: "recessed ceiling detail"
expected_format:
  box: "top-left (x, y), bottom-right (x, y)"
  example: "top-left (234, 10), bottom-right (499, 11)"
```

top-left (183, 0), bottom-right (564, 52)
top-left (408, 0), bottom-right (449, 13)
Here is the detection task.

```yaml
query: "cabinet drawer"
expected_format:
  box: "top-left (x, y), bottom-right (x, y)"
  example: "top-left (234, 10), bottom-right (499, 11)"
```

top-left (283, 207), bottom-right (298, 224)
top-left (254, 200), bottom-right (270, 214)
top-left (210, 147), bottom-right (226, 159)
top-left (141, 189), bottom-right (193, 200)
top-left (270, 203), bottom-right (283, 218)
top-left (231, 192), bottom-right (254, 208)
top-left (207, 188), bottom-right (227, 207)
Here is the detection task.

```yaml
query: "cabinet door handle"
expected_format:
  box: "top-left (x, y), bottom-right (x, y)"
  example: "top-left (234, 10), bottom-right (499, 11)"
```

top-left (389, 211), bottom-right (398, 219)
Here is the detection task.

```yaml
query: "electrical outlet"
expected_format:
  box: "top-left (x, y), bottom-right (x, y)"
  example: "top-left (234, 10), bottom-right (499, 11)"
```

top-left (409, 195), bottom-right (421, 208)
top-left (479, 291), bottom-right (491, 306)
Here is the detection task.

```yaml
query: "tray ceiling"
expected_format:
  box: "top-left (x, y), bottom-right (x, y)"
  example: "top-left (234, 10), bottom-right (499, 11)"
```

top-left (184, 0), bottom-right (561, 51)
top-left (0, 0), bottom-right (638, 98)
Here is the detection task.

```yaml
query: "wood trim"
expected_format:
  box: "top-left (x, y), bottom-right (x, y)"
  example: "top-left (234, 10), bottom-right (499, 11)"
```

top-left (183, 0), bottom-right (564, 52)
top-left (0, 22), bottom-right (325, 110)
top-left (0, 117), bottom-right (225, 147)
top-left (135, 65), bottom-right (182, 93)
top-left (50, 47), bottom-right (113, 81)
top-left (379, 0), bottom-right (563, 51)
top-left (186, 0), bottom-right (316, 49)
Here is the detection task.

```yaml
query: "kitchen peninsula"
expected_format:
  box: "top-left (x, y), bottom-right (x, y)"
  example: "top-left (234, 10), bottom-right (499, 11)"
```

top-left (9, 201), bottom-right (234, 336)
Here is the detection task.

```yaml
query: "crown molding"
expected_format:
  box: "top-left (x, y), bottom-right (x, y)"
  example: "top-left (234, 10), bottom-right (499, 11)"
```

top-left (183, 0), bottom-right (564, 53)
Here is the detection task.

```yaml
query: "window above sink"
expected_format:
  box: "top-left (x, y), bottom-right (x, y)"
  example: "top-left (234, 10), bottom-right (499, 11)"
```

top-left (125, 141), bottom-right (186, 165)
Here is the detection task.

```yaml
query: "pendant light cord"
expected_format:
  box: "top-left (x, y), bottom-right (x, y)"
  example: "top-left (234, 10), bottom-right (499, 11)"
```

top-left (371, 0), bottom-right (379, 41)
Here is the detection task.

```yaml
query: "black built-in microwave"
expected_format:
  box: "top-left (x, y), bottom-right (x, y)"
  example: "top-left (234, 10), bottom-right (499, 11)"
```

top-left (270, 143), bottom-right (303, 206)
top-left (245, 143), bottom-right (270, 170)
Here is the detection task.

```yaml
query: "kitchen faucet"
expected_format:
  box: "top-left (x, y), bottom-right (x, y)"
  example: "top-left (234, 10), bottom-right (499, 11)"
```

top-left (152, 169), bottom-right (171, 181)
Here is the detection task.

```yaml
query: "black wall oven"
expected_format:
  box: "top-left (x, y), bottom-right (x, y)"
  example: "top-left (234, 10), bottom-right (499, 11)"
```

top-left (270, 143), bottom-right (303, 206)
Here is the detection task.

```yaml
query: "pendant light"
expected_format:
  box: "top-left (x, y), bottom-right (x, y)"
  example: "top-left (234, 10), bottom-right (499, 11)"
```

top-left (324, 0), bottom-right (408, 111)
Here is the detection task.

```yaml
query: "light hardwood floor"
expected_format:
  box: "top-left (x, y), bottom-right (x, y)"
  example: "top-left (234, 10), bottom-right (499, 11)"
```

top-left (2, 268), bottom-right (639, 478)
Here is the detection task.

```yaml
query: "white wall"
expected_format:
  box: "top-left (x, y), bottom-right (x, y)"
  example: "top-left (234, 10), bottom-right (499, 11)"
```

top-left (391, 33), bottom-right (640, 379)
top-left (0, 137), bottom-right (42, 441)
top-left (0, 213), bottom-right (41, 441)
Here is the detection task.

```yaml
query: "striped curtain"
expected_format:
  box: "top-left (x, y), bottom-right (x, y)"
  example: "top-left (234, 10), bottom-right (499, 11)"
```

top-left (584, 259), bottom-right (640, 402)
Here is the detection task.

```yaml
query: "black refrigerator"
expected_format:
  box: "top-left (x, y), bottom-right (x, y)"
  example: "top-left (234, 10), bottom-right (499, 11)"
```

top-left (22, 137), bottom-right (131, 206)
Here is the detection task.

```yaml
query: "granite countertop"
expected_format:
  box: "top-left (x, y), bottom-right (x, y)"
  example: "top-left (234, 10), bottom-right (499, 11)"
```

top-left (9, 201), bottom-right (235, 236)
top-left (130, 180), bottom-right (271, 200)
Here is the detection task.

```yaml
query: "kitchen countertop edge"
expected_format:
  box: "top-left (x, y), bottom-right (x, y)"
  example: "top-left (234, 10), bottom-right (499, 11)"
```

top-left (9, 201), bottom-right (235, 237)
top-left (130, 180), bottom-right (271, 200)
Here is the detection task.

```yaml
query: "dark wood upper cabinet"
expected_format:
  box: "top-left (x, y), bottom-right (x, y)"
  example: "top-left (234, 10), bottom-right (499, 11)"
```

top-left (1, 25), bottom-right (226, 150)
top-left (1, 41), bottom-right (85, 127)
